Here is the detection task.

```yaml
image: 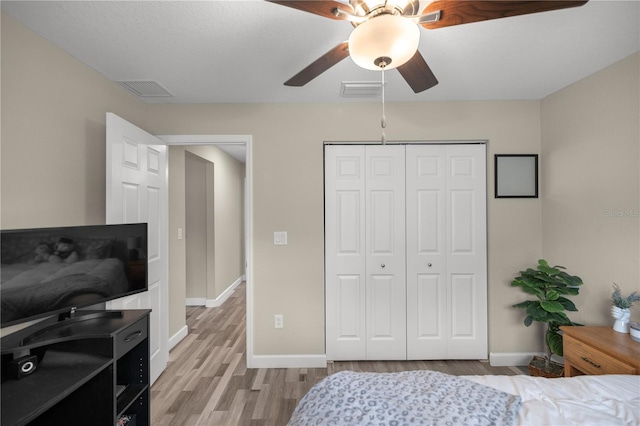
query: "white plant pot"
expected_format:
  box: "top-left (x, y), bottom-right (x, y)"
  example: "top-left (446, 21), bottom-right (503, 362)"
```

top-left (611, 306), bottom-right (630, 333)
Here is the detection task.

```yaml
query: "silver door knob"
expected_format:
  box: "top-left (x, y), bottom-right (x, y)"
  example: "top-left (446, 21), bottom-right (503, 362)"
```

top-left (427, 263), bottom-right (432, 267)
top-left (381, 263), bottom-right (385, 268)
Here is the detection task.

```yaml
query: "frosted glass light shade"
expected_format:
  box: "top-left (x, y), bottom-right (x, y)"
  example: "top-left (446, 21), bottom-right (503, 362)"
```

top-left (348, 14), bottom-right (420, 70)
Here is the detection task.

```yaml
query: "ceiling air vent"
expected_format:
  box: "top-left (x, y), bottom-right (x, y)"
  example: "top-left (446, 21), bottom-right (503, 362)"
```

top-left (340, 81), bottom-right (382, 98)
top-left (117, 80), bottom-right (173, 98)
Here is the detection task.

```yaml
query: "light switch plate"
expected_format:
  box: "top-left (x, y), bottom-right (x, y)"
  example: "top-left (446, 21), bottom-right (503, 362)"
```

top-left (274, 231), bottom-right (287, 245)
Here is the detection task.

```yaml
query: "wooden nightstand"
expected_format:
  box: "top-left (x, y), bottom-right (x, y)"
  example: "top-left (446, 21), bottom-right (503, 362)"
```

top-left (561, 326), bottom-right (640, 377)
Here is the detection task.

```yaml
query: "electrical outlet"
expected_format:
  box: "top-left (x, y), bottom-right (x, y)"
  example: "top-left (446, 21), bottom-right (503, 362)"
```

top-left (274, 314), bottom-right (284, 329)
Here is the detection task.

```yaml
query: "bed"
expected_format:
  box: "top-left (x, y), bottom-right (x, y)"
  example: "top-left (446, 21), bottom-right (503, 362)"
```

top-left (1, 235), bottom-right (128, 324)
top-left (288, 370), bottom-right (640, 426)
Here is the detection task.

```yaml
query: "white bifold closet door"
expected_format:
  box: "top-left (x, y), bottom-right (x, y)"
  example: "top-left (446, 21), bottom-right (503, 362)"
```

top-left (325, 144), bottom-right (486, 361)
top-left (325, 145), bottom-right (406, 360)
top-left (405, 144), bottom-right (487, 360)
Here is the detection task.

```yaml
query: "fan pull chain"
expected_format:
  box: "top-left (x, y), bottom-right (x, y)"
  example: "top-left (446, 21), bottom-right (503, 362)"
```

top-left (381, 69), bottom-right (386, 145)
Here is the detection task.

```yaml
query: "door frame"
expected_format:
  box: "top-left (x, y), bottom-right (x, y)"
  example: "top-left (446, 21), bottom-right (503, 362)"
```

top-left (158, 134), bottom-right (254, 367)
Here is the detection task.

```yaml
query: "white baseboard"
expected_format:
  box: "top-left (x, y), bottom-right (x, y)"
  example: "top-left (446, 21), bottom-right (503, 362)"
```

top-left (489, 352), bottom-right (545, 367)
top-left (168, 325), bottom-right (189, 351)
top-left (185, 275), bottom-right (245, 308)
top-left (247, 354), bottom-right (327, 369)
top-left (206, 276), bottom-right (244, 308)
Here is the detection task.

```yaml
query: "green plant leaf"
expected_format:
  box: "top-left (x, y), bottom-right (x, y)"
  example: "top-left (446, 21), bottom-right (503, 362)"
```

top-left (546, 290), bottom-right (560, 301)
top-left (540, 300), bottom-right (565, 313)
top-left (538, 263), bottom-right (561, 276)
top-left (526, 303), bottom-right (548, 321)
top-left (557, 273), bottom-right (583, 287)
top-left (556, 286), bottom-right (580, 296)
top-left (513, 301), bottom-right (533, 309)
top-left (513, 279), bottom-right (545, 298)
top-left (557, 297), bottom-right (578, 312)
top-left (547, 311), bottom-right (573, 325)
top-left (524, 316), bottom-right (533, 327)
top-left (547, 329), bottom-right (564, 356)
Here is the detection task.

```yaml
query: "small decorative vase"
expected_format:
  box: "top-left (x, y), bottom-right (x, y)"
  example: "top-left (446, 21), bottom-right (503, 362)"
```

top-left (611, 306), bottom-right (631, 333)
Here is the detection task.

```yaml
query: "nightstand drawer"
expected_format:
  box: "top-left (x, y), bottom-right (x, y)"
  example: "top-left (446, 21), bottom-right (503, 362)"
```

top-left (564, 335), bottom-right (635, 375)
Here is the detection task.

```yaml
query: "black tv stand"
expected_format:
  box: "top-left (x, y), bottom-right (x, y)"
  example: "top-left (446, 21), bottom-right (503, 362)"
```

top-left (58, 307), bottom-right (124, 322)
top-left (17, 310), bottom-right (125, 347)
top-left (1, 309), bottom-right (150, 426)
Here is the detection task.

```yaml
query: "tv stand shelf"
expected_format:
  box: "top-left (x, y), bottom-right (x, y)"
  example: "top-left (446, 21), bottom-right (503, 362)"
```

top-left (1, 310), bottom-right (150, 426)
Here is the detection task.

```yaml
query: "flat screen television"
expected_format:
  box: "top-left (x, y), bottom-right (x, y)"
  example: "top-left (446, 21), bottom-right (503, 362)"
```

top-left (1, 223), bottom-right (147, 328)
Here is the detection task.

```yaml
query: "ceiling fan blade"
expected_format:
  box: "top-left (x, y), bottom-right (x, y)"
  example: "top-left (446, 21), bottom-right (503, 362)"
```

top-left (396, 51), bottom-right (439, 93)
top-left (421, 1), bottom-right (588, 29)
top-left (285, 41), bottom-right (350, 86)
top-left (265, 0), bottom-right (353, 20)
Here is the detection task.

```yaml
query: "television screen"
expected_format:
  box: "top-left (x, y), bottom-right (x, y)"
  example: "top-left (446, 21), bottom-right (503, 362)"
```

top-left (1, 223), bottom-right (147, 327)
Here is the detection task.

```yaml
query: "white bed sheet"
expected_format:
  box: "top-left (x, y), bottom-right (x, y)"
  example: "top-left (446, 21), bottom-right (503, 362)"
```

top-left (463, 374), bottom-right (640, 426)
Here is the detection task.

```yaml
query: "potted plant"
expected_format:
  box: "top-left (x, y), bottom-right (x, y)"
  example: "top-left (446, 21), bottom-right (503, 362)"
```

top-left (611, 283), bottom-right (640, 333)
top-left (511, 259), bottom-right (583, 378)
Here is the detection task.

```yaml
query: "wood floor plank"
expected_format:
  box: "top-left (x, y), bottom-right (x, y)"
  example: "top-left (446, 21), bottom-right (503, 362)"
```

top-left (151, 281), bottom-right (525, 425)
top-left (251, 382), bottom-right (270, 420)
top-left (250, 368), bottom-right (267, 391)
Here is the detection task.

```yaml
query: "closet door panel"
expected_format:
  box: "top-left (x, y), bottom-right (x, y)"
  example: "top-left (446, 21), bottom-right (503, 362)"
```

top-left (450, 273), bottom-right (475, 336)
top-left (336, 274), bottom-right (363, 337)
top-left (415, 274), bottom-right (441, 336)
top-left (365, 145), bottom-right (406, 360)
top-left (370, 275), bottom-right (395, 337)
top-left (325, 145), bottom-right (366, 360)
top-left (417, 190), bottom-right (441, 252)
top-left (446, 145), bottom-right (487, 359)
top-left (369, 191), bottom-right (395, 253)
top-left (412, 274), bottom-right (446, 358)
top-left (450, 190), bottom-right (474, 253)
top-left (406, 145), bottom-right (447, 359)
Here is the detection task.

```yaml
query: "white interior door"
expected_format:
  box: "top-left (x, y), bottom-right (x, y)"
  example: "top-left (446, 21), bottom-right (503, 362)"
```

top-left (106, 113), bottom-right (169, 384)
top-left (406, 144), bottom-right (487, 360)
top-left (365, 145), bottom-right (406, 360)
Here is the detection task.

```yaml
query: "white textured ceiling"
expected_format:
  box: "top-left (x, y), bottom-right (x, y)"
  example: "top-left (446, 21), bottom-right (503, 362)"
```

top-left (2, 0), bottom-right (639, 104)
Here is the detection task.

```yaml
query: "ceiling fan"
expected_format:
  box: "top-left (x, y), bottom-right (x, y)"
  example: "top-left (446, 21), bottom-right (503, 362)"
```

top-left (267, 0), bottom-right (589, 93)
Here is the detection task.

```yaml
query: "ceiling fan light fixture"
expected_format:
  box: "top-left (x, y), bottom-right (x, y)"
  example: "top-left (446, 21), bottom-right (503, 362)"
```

top-left (348, 14), bottom-right (420, 71)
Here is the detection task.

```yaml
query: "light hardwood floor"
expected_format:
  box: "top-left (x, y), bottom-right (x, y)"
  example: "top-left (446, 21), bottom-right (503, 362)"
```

top-left (151, 282), bottom-right (524, 425)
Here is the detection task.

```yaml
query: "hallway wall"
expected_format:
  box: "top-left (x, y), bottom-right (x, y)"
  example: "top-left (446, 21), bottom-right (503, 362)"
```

top-left (168, 144), bottom-right (245, 336)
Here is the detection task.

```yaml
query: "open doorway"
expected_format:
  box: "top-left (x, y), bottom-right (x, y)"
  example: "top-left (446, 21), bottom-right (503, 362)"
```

top-left (159, 134), bottom-right (254, 366)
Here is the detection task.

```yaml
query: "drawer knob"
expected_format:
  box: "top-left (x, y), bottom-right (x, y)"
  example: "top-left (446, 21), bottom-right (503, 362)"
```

top-left (581, 356), bottom-right (601, 369)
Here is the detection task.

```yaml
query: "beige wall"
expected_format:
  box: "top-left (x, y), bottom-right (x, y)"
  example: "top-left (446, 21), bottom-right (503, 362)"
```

top-left (1, 13), bottom-right (148, 229)
top-left (167, 147), bottom-right (187, 338)
top-left (146, 101), bottom-right (543, 355)
top-left (3, 13), bottom-right (638, 359)
top-left (541, 53), bottom-right (640, 325)
top-left (185, 152), bottom-right (209, 299)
